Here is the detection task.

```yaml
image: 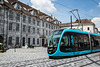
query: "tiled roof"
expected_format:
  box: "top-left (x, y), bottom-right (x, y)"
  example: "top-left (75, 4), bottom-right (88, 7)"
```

top-left (18, 1), bottom-right (31, 9)
top-left (7, 0), bottom-right (17, 4)
top-left (74, 19), bottom-right (93, 24)
top-left (59, 19), bottom-right (95, 27)
top-left (2, 0), bottom-right (60, 25)
top-left (4, 1), bottom-right (15, 10)
top-left (21, 8), bottom-right (31, 16)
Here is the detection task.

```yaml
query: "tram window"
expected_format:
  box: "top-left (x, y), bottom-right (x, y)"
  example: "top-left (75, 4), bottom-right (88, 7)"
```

top-left (60, 32), bottom-right (73, 52)
top-left (73, 33), bottom-right (89, 51)
top-left (91, 35), bottom-right (100, 49)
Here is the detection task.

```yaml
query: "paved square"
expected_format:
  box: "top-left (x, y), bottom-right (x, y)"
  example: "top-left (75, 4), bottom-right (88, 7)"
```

top-left (0, 47), bottom-right (100, 67)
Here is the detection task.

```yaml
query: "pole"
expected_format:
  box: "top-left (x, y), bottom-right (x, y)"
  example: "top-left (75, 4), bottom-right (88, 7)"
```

top-left (82, 24), bottom-right (83, 31)
top-left (70, 16), bottom-right (72, 29)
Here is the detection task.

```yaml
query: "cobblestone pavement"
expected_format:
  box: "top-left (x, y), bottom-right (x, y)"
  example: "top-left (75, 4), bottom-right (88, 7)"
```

top-left (0, 47), bottom-right (100, 67)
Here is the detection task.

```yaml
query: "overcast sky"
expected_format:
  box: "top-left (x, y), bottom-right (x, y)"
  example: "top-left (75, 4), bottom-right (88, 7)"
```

top-left (19, 0), bottom-right (100, 30)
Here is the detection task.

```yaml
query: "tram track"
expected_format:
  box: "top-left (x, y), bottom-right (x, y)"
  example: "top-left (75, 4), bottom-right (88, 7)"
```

top-left (0, 54), bottom-right (99, 67)
top-left (51, 54), bottom-right (99, 67)
top-left (80, 55), bottom-right (100, 67)
top-left (20, 54), bottom-right (99, 67)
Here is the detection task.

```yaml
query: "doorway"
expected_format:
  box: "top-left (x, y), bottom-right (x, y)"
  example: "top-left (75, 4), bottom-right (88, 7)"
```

top-left (28, 38), bottom-right (30, 47)
top-left (22, 37), bottom-right (25, 46)
top-left (0, 35), bottom-right (3, 43)
top-left (42, 39), bottom-right (45, 46)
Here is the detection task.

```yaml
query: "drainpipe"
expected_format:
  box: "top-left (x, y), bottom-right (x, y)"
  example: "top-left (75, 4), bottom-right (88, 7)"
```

top-left (20, 12), bottom-right (22, 48)
top-left (3, 7), bottom-right (5, 46)
top-left (6, 8), bottom-right (9, 49)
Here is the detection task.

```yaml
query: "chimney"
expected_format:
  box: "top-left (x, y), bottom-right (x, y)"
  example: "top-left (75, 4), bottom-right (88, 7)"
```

top-left (89, 19), bottom-right (91, 21)
top-left (37, 10), bottom-right (40, 14)
top-left (54, 17), bottom-right (55, 19)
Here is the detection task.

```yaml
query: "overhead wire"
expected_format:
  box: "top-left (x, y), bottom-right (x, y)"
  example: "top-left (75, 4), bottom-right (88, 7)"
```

top-left (91, 0), bottom-right (99, 5)
top-left (52, 1), bottom-right (99, 18)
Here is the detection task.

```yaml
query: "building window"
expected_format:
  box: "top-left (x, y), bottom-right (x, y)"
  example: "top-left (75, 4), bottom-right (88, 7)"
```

top-left (16, 37), bottom-right (19, 45)
top-left (49, 24), bottom-right (50, 29)
top-left (16, 13), bottom-right (20, 22)
top-left (46, 39), bottom-right (48, 44)
top-left (46, 30), bottom-right (48, 35)
top-left (33, 19), bottom-right (35, 25)
top-left (28, 26), bottom-right (30, 33)
top-left (9, 11), bottom-right (13, 20)
top-left (9, 23), bottom-right (12, 30)
top-left (51, 25), bottom-right (53, 29)
top-left (54, 26), bottom-right (55, 29)
top-left (33, 38), bottom-right (35, 44)
top-left (28, 17), bottom-right (31, 23)
top-left (33, 27), bottom-right (35, 34)
top-left (42, 22), bottom-right (44, 27)
top-left (87, 27), bottom-right (89, 30)
top-left (43, 29), bottom-right (44, 35)
top-left (23, 15), bottom-right (26, 22)
top-left (37, 39), bottom-right (39, 44)
top-left (46, 23), bottom-right (48, 28)
top-left (23, 25), bottom-right (26, 32)
top-left (8, 37), bottom-right (12, 45)
top-left (0, 7), bottom-right (3, 14)
top-left (37, 21), bottom-right (40, 26)
top-left (49, 31), bottom-right (51, 36)
top-left (37, 28), bottom-right (39, 34)
top-left (16, 23), bottom-right (19, 31)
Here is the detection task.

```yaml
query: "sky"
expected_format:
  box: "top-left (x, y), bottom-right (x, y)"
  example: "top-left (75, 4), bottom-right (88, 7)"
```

top-left (19, 0), bottom-right (100, 30)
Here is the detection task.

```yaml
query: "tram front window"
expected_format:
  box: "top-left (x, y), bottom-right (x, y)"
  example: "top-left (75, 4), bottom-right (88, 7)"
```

top-left (48, 30), bottom-right (63, 47)
top-left (48, 30), bottom-right (63, 54)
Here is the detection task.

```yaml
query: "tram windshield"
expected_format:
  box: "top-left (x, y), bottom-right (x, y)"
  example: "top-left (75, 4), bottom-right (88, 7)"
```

top-left (48, 30), bottom-right (63, 47)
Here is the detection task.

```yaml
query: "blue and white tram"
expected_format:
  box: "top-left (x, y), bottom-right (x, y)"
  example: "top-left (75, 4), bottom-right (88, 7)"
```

top-left (47, 29), bottom-right (100, 58)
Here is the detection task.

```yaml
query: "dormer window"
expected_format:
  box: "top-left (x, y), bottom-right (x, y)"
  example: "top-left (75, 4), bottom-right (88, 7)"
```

top-left (17, 4), bottom-right (20, 9)
top-left (30, 9), bottom-right (36, 16)
top-left (23, 7), bottom-right (27, 11)
top-left (46, 18), bottom-right (50, 21)
top-left (13, 3), bottom-right (21, 10)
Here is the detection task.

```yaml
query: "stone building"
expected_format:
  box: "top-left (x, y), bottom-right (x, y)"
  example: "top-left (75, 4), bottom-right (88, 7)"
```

top-left (60, 19), bottom-right (99, 33)
top-left (0, 0), bottom-right (61, 48)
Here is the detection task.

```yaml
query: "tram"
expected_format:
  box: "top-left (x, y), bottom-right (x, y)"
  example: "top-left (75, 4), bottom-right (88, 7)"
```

top-left (47, 29), bottom-right (100, 58)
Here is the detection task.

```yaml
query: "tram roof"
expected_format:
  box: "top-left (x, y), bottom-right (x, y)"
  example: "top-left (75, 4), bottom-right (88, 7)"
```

top-left (63, 29), bottom-right (100, 36)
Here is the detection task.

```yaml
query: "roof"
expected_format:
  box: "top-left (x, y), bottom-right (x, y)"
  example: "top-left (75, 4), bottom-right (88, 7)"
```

top-left (2, 0), bottom-right (60, 25)
top-left (59, 19), bottom-right (95, 27)
top-left (4, 1), bottom-right (15, 10)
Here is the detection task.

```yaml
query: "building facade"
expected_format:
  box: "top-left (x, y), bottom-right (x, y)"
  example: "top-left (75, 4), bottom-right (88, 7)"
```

top-left (0, 0), bottom-right (61, 48)
top-left (60, 19), bottom-right (98, 33)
